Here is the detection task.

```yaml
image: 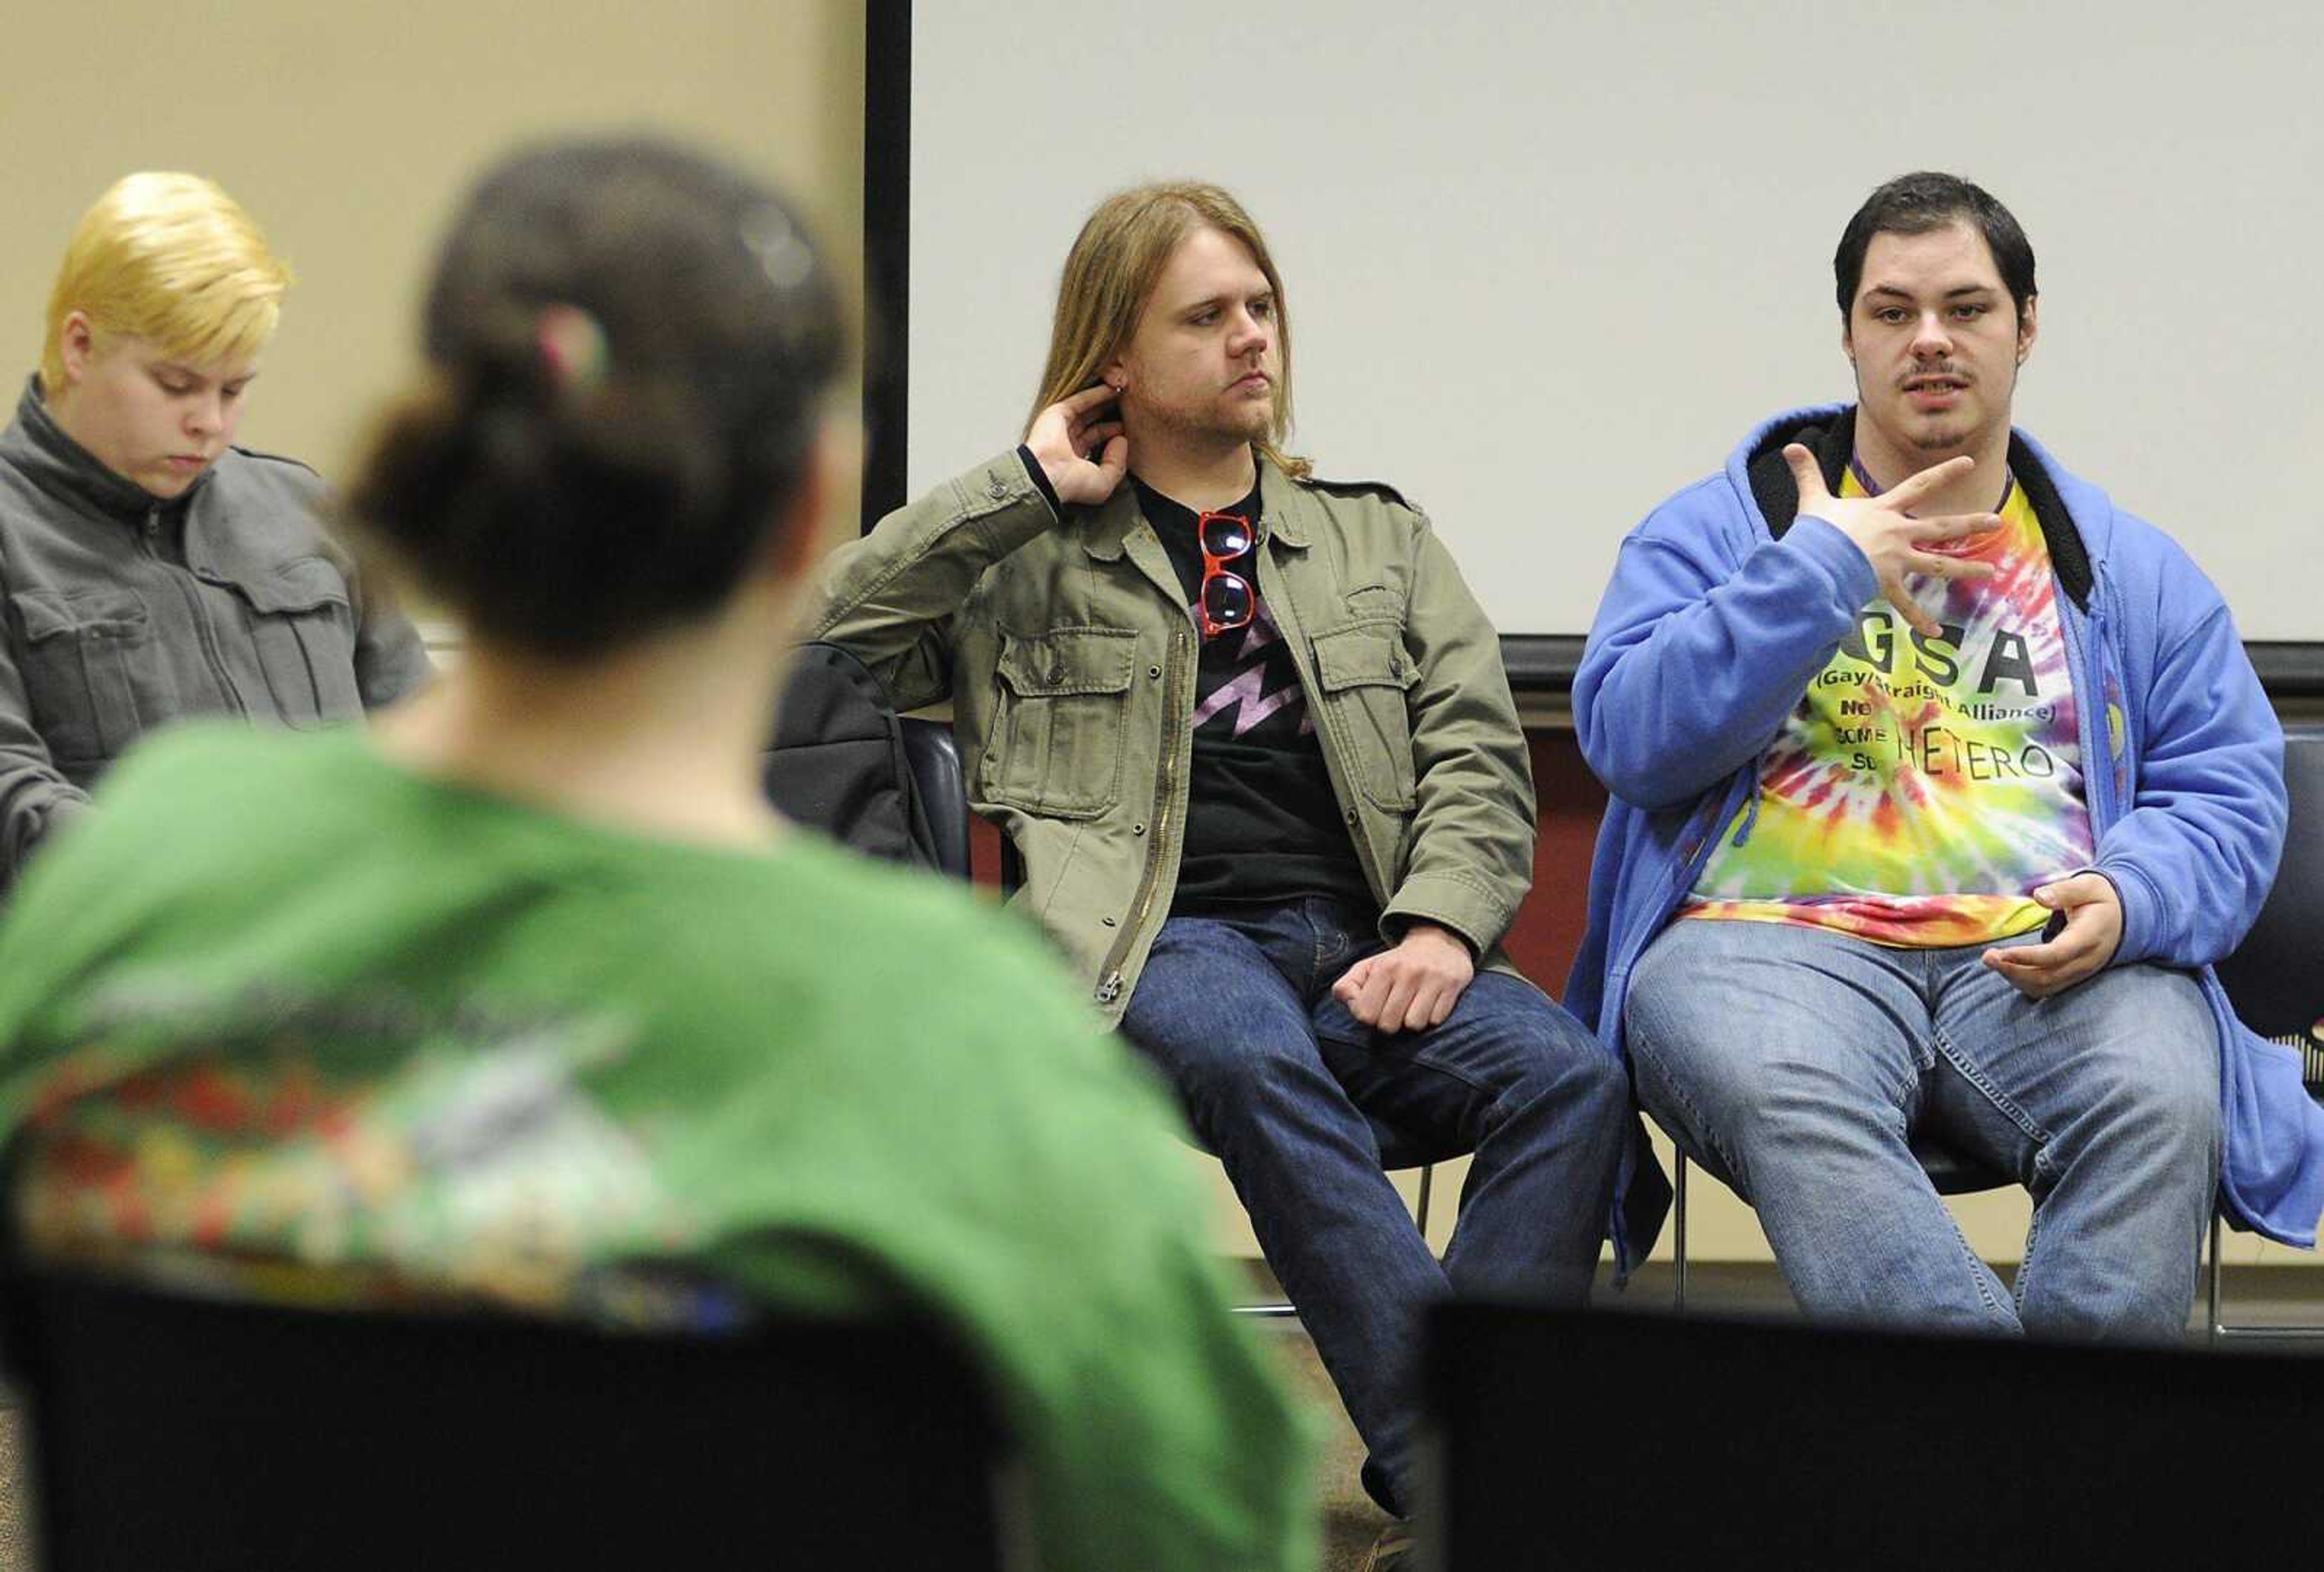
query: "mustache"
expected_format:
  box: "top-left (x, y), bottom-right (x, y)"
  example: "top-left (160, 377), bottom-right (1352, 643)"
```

top-left (1897, 364), bottom-right (1971, 389)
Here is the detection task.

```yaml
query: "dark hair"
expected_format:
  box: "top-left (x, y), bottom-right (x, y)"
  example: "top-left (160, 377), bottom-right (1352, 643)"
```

top-left (347, 137), bottom-right (845, 659)
top-left (1833, 172), bottom-right (2037, 324)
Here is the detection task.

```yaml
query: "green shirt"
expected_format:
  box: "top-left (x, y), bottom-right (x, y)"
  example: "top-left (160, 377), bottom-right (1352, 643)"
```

top-left (0, 724), bottom-right (1315, 1570)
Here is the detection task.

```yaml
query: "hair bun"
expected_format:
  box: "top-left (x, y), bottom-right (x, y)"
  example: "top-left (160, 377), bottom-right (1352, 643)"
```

top-left (345, 137), bottom-right (847, 657)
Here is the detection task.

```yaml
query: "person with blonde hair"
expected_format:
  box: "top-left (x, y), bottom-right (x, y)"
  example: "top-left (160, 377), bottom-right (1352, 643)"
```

top-left (0, 140), bottom-right (1311, 1570)
top-left (817, 180), bottom-right (1628, 1564)
top-left (0, 172), bottom-right (428, 892)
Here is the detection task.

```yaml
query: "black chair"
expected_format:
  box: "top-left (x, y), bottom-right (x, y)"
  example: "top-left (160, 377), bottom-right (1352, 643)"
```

top-left (766, 642), bottom-right (971, 878)
top-left (0, 1262), bottom-right (1023, 1571)
top-left (901, 716), bottom-right (971, 878)
top-left (2209, 725), bottom-right (2324, 1338)
top-left (1419, 1299), bottom-right (2324, 1572)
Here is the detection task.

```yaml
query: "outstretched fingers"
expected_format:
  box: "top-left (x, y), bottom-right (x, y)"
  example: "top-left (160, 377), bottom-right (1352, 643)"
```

top-left (1902, 511), bottom-right (2003, 584)
top-left (1881, 453), bottom-right (1978, 510)
top-left (1904, 549), bottom-right (1997, 582)
top-left (1880, 571), bottom-right (1942, 637)
top-left (1912, 510), bottom-right (2004, 544)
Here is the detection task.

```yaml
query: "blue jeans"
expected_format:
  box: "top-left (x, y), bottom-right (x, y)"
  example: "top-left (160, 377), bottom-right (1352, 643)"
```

top-left (1119, 897), bottom-right (1626, 1515)
top-left (1626, 919), bottom-right (2219, 1341)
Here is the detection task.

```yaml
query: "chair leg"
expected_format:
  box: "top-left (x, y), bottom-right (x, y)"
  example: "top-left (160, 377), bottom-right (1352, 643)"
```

top-left (2208, 1211), bottom-right (2223, 1345)
top-left (1673, 1151), bottom-right (1689, 1313)
top-left (2204, 1209), bottom-right (2324, 1342)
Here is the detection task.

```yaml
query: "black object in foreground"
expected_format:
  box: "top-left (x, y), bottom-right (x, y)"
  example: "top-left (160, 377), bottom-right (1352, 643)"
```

top-left (1420, 1298), bottom-right (2323, 1572)
top-left (1, 1263), bottom-right (1022, 1571)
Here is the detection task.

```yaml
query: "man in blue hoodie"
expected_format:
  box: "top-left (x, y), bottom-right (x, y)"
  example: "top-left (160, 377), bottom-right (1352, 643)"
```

top-left (1570, 171), bottom-right (2318, 1338)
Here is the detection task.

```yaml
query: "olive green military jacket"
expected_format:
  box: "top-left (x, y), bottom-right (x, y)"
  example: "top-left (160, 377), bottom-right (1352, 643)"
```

top-left (810, 451), bottom-right (1536, 1022)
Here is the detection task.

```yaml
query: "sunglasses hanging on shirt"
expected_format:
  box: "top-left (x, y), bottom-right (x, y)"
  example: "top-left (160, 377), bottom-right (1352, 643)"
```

top-left (1196, 510), bottom-right (1255, 637)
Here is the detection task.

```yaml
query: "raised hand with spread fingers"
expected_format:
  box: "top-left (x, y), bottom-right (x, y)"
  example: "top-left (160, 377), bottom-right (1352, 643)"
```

top-left (1782, 443), bottom-right (1998, 637)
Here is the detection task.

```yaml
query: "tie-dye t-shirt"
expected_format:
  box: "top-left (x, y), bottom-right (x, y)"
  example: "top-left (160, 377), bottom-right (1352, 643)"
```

top-left (1682, 464), bottom-right (2093, 946)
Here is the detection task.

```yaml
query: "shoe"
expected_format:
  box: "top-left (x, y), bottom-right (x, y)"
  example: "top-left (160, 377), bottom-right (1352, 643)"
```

top-left (1363, 1518), bottom-right (1418, 1570)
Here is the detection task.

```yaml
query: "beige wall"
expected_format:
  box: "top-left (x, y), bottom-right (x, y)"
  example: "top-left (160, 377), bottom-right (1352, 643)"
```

top-left (2, 1), bottom-right (864, 507)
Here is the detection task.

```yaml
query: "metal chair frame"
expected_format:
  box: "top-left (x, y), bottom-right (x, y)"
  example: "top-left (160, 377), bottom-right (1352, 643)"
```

top-left (2207, 725), bottom-right (2324, 1340)
top-left (2206, 1027), bottom-right (2324, 1343)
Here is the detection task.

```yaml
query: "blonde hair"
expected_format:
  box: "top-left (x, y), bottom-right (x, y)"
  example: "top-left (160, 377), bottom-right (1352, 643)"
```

top-left (1028, 180), bottom-right (1309, 479)
top-left (40, 173), bottom-right (292, 394)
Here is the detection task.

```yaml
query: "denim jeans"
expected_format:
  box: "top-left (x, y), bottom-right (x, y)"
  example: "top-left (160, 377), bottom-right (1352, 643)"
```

top-left (1119, 897), bottom-right (1626, 1514)
top-left (1626, 918), bottom-right (2219, 1341)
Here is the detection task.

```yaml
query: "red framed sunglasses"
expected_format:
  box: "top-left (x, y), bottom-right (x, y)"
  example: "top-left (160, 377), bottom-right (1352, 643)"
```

top-left (1196, 511), bottom-right (1255, 637)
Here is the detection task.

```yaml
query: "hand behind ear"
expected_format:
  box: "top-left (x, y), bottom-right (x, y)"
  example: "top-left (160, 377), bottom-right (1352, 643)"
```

top-left (1026, 383), bottom-right (1128, 508)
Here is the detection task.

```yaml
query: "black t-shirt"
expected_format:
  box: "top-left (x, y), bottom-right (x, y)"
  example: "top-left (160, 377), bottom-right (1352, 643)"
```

top-left (1135, 476), bottom-right (1376, 917)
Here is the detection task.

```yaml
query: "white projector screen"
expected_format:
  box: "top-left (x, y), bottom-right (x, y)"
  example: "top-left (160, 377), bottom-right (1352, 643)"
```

top-left (897, 2), bottom-right (2324, 645)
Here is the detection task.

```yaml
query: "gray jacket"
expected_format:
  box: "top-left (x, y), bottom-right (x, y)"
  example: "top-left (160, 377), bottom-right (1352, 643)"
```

top-left (0, 377), bottom-right (432, 891)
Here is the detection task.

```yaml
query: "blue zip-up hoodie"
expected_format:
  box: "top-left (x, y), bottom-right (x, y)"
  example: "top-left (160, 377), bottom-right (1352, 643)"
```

top-left (1570, 404), bottom-right (2322, 1254)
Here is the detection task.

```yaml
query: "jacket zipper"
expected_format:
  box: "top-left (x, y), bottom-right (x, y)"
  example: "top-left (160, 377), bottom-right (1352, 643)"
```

top-left (1094, 624), bottom-right (1190, 1005)
top-left (145, 504), bottom-right (246, 717)
top-left (1249, 529), bottom-right (1387, 903)
top-left (2059, 587), bottom-right (2126, 840)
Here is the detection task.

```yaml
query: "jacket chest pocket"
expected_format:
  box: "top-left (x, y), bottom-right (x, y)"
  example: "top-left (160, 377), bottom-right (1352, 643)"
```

top-left (983, 626), bottom-right (1138, 819)
top-left (232, 557), bottom-right (361, 728)
top-left (8, 588), bottom-right (176, 767)
top-left (1311, 623), bottom-right (1419, 811)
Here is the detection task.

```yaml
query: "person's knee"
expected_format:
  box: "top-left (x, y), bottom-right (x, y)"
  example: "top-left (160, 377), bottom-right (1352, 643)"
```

top-left (2069, 971), bottom-right (2221, 1162)
top-left (1623, 954), bottom-right (1776, 1123)
top-left (1473, 988), bottom-right (1626, 1115)
top-left (1624, 1007), bottom-right (1765, 1140)
top-left (1500, 1034), bottom-right (1628, 1136)
top-left (2088, 1064), bottom-right (2220, 1171)
top-left (1564, 1040), bottom-right (1630, 1132)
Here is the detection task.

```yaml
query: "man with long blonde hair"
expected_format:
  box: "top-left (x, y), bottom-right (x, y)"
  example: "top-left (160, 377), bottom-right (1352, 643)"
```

top-left (0, 173), bottom-right (428, 892)
top-left (818, 181), bottom-right (1626, 1559)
